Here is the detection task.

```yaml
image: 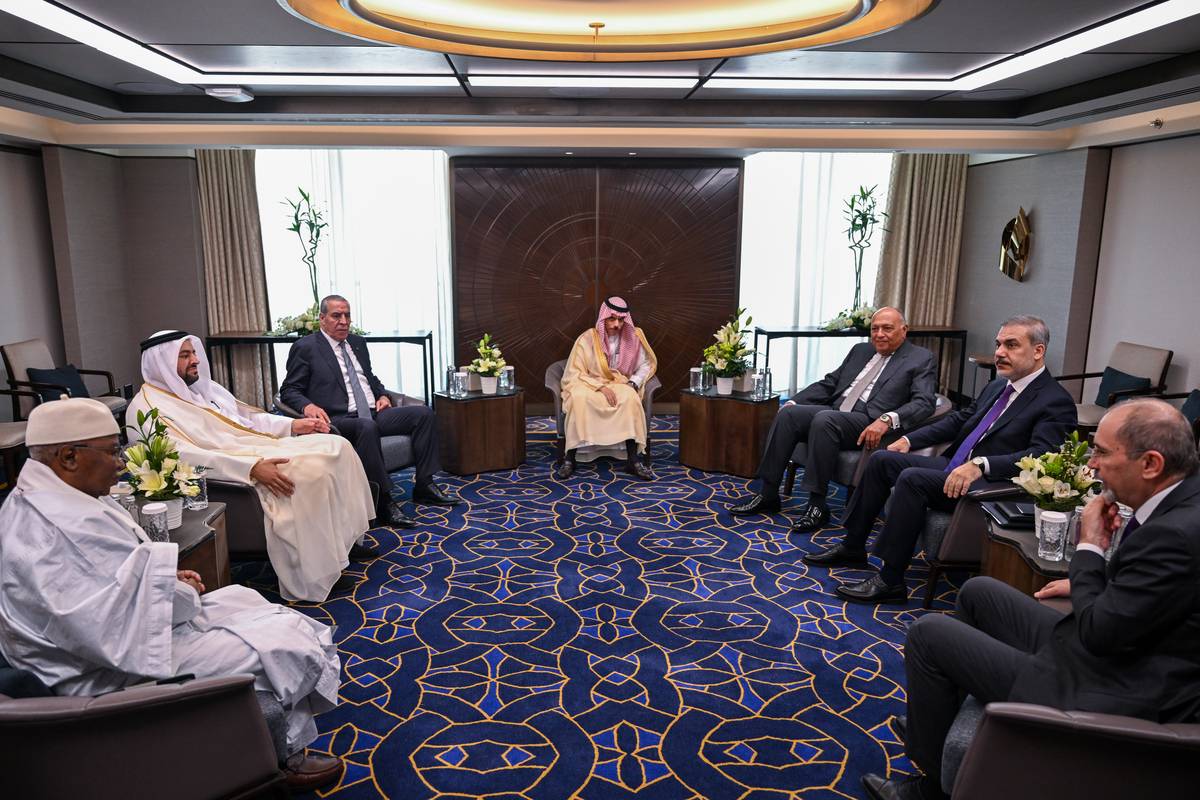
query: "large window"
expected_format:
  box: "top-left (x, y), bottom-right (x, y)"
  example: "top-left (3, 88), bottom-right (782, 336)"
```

top-left (255, 149), bottom-right (454, 396)
top-left (739, 152), bottom-right (894, 393)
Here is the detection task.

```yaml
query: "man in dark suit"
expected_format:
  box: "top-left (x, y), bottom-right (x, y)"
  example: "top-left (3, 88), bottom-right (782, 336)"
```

top-left (805, 315), bottom-right (1077, 603)
top-left (862, 398), bottom-right (1200, 800)
top-left (730, 307), bottom-right (938, 532)
top-left (280, 295), bottom-right (458, 529)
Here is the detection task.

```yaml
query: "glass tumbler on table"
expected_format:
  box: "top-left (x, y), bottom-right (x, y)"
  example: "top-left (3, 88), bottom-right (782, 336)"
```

top-left (1037, 510), bottom-right (1070, 561)
top-left (140, 502), bottom-right (170, 543)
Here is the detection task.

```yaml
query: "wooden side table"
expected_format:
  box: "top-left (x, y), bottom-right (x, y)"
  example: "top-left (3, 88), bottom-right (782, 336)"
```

top-left (678, 388), bottom-right (778, 477)
top-left (171, 502), bottom-right (230, 594)
top-left (433, 389), bottom-right (526, 475)
top-left (981, 509), bottom-right (1068, 596)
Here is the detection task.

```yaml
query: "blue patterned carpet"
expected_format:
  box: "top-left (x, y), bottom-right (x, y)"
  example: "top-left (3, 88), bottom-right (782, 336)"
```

top-left (235, 416), bottom-right (959, 799)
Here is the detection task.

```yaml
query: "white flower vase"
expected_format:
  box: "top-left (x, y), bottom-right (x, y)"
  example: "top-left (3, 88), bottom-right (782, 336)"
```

top-left (734, 373), bottom-right (754, 393)
top-left (715, 376), bottom-right (734, 395)
top-left (164, 498), bottom-right (184, 530)
top-left (480, 376), bottom-right (499, 395)
top-left (462, 367), bottom-right (481, 392)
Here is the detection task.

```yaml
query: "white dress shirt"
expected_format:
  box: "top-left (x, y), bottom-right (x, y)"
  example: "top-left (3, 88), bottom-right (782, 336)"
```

top-left (1076, 479), bottom-right (1184, 558)
top-left (973, 366), bottom-right (1045, 474)
top-left (321, 330), bottom-right (376, 413)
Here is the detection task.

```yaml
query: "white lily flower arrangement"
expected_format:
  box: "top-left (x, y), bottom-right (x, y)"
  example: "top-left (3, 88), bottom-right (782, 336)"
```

top-left (125, 407), bottom-right (203, 500)
top-left (823, 304), bottom-right (877, 332)
top-left (466, 333), bottom-right (507, 377)
top-left (703, 308), bottom-right (754, 378)
top-left (1011, 431), bottom-right (1100, 512)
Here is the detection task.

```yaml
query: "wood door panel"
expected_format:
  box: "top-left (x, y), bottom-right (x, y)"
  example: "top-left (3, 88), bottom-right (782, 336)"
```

top-left (452, 158), bottom-right (742, 404)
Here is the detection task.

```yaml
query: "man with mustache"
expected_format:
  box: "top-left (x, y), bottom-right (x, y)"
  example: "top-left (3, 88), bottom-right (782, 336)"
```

top-left (805, 315), bottom-right (1077, 603)
top-left (280, 294), bottom-right (458, 527)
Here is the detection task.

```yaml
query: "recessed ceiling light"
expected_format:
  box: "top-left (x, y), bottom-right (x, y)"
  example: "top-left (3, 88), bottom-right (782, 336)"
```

top-left (628, 152), bottom-right (637, 155)
top-left (564, 151), bottom-right (574, 155)
top-left (204, 87), bottom-right (255, 103)
top-left (467, 76), bottom-right (696, 90)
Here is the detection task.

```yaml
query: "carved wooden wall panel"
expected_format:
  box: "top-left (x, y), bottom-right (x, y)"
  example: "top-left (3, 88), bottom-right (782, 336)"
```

top-left (452, 158), bottom-right (742, 405)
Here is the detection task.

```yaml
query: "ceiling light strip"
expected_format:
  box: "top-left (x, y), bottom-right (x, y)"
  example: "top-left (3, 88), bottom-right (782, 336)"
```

top-left (466, 76), bottom-right (698, 89)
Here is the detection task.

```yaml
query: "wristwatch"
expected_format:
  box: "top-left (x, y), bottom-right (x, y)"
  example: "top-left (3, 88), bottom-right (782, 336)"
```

top-left (878, 413), bottom-right (896, 429)
top-left (970, 456), bottom-right (987, 470)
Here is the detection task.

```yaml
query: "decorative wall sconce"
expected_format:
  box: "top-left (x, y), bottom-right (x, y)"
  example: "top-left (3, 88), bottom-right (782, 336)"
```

top-left (999, 207), bottom-right (1031, 282)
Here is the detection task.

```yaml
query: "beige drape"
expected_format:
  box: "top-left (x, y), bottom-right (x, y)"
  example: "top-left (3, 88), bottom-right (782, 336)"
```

top-left (196, 149), bottom-right (273, 407)
top-left (874, 153), bottom-right (969, 391)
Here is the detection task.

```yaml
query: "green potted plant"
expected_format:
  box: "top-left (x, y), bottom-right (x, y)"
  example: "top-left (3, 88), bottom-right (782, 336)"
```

top-left (824, 185), bottom-right (887, 331)
top-left (465, 333), bottom-right (506, 394)
top-left (124, 407), bottom-right (203, 529)
top-left (1012, 431), bottom-right (1101, 557)
top-left (270, 188), bottom-right (326, 335)
top-left (703, 309), bottom-right (754, 395)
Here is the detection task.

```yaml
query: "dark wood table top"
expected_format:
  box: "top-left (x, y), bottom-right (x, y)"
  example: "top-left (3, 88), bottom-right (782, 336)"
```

top-left (434, 388), bottom-right (524, 402)
top-left (170, 502), bottom-right (227, 558)
top-left (982, 502), bottom-right (1070, 579)
top-left (680, 388), bottom-right (780, 404)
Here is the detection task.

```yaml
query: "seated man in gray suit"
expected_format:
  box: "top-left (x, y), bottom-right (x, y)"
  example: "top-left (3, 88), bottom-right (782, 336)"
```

top-left (729, 307), bottom-right (937, 533)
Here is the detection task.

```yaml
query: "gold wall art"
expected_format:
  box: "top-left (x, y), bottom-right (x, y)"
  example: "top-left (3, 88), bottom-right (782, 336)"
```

top-left (999, 206), bottom-right (1031, 282)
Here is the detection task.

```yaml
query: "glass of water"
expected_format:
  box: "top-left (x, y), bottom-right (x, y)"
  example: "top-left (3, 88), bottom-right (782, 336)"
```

top-left (109, 481), bottom-right (138, 520)
top-left (140, 502), bottom-right (170, 543)
top-left (750, 371), bottom-right (765, 399)
top-left (454, 371), bottom-right (469, 396)
top-left (1037, 510), bottom-right (1070, 561)
top-left (185, 471), bottom-right (209, 511)
top-left (499, 365), bottom-right (515, 392)
top-left (689, 367), bottom-right (704, 392)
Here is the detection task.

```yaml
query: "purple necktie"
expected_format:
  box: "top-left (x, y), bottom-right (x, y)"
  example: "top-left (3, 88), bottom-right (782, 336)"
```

top-left (945, 383), bottom-right (1015, 471)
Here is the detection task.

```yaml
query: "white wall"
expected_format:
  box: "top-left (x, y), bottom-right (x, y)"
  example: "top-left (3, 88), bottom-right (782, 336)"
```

top-left (0, 148), bottom-right (62, 422)
top-left (1088, 135), bottom-right (1200, 397)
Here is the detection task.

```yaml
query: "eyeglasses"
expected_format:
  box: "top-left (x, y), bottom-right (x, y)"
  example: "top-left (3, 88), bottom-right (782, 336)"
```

top-left (69, 443), bottom-right (126, 459)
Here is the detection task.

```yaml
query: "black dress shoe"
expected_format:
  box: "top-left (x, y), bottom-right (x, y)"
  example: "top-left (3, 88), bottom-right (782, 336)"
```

top-left (283, 751), bottom-right (345, 792)
top-left (802, 543), bottom-right (869, 568)
top-left (789, 503), bottom-right (830, 533)
top-left (728, 494), bottom-right (781, 516)
top-left (349, 543), bottom-right (379, 560)
top-left (862, 773), bottom-right (948, 800)
top-left (836, 574), bottom-right (908, 604)
top-left (411, 483), bottom-right (460, 507)
top-left (329, 574), bottom-right (360, 595)
top-left (375, 502), bottom-right (417, 529)
top-left (554, 461), bottom-right (576, 480)
top-left (624, 462), bottom-right (655, 481)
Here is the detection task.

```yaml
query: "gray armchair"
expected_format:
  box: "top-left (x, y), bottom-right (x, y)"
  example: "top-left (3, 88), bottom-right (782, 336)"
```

top-left (1057, 340), bottom-right (1172, 433)
top-left (544, 359), bottom-right (661, 466)
top-left (273, 390), bottom-right (419, 473)
top-left (1, 338), bottom-right (127, 422)
top-left (0, 670), bottom-right (287, 799)
top-left (0, 388), bottom-right (39, 484)
top-left (783, 393), bottom-right (954, 497)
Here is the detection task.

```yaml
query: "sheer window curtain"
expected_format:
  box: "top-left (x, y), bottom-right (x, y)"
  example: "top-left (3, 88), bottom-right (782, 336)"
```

top-left (254, 149), bottom-right (455, 397)
top-left (739, 152), bottom-right (894, 394)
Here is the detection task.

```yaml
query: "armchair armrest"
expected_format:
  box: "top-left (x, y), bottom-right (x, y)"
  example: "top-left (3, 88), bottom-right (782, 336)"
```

top-left (952, 702), bottom-right (1200, 800)
top-left (1054, 370), bottom-right (1103, 382)
top-left (74, 367), bottom-right (118, 396)
top-left (1104, 383), bottom-right (1165, 406)
top-left (273, 394), bottom-right (303, 418)
top-left (10, 378), bottom-right (71, 398)
top-left (966, 482), bottom-right (1022, 501)
top-left (386, 390), bottom-right (424, 407)
top-left (0, 674), bottom-right (283, 800)
top-left (0, 387), bottom-right (41, 405)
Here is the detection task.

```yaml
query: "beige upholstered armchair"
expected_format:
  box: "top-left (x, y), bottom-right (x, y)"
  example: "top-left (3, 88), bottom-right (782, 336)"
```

top-left (1, 338), bottom-right (127, 422)
top-left (544, 359), bottom-right (661, 467)
top-left (0, 388), bottom-right (39, 484)
top-left (1057, 341), bottom-right (1172, 434)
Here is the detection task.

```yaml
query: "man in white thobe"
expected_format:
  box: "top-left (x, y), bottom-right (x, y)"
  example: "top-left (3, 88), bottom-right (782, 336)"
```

top-left (0, 398), bottom-right (344, 789)
top-left (126, 330), bottom-right (375, 602)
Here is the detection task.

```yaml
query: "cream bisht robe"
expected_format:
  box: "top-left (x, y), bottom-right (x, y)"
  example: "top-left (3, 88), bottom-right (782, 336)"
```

top-left (126, 384), bottom-right (373, 603)
top-left (0, 460), bottom-right (340, 753)
top-left (561, 327), bottom-right (658, 462)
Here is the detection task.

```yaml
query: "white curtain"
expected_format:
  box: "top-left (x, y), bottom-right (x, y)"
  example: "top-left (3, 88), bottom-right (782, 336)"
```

top-left (739, 151), bottom-right (894, 394)
top-left (255, 149), bottom-right (454, 397)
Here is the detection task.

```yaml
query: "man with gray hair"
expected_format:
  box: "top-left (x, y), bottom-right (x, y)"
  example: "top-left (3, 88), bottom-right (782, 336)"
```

top-left (863, 398), bottom-right (1200, 800)
top-left (806, 315), bottom-right (1077, 603)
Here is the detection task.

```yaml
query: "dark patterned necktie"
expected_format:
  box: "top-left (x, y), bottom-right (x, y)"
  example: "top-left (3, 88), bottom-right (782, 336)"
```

top-left (339, 341), bottom-right (373, 418)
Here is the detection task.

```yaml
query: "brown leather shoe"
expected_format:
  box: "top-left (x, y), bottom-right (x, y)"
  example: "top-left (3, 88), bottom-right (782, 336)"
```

top-left (283, 751), bottom-right (344, 791)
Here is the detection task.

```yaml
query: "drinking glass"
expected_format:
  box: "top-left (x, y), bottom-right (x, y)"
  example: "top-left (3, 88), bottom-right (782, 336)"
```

top-left (108, 482), bottom-right (137, 521)
top-left (1065, 505), bottom-right (1083, 560)
top-left (454, 371), bottom-right (469, 396)
top-left (762, 368), bottom-right (773, 400)
top-left (140, 502), bottom-right (170, 543)
top-left (1037, 510), bottom-right (1069, 561)
top-left (185, 473), bottom-right (209, 511)
top-left (689, 367), bottom-right (704, 392)
top-left (499, 365), bottom-right (515, 392)
top-left (445, 366), bottom-right (458, 395)
top-left (1106, 504), bottom-right (1135, 561)
top-left (750, 371), bottom-right (765, 399)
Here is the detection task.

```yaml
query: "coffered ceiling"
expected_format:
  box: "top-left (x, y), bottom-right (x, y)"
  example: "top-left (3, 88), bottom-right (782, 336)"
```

top-left (0, 0), bottom-right (1198, 148)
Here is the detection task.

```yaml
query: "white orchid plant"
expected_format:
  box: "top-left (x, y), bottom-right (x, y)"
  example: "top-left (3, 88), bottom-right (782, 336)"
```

top-left (125, 407), bottom-right (203, 501)
top-left (466, 333), bottom-right (506, 377)
top-left (703, 308), bottom-right (754, 378)
top-left (1012, 431), bottom-right (1100, 512)
top-left (823, 304), bottom-right (877, 332)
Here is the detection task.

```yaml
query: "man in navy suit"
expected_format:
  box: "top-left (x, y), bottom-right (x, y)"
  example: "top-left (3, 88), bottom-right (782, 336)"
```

top-left (280, 295), bottom-right (458, 529)
top-left (863, 398), bottom-right (1200, 800)
top-left (805, 315), bottom-right (1077, 603)
top-left (729, 307), bottom-right (938, 533)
